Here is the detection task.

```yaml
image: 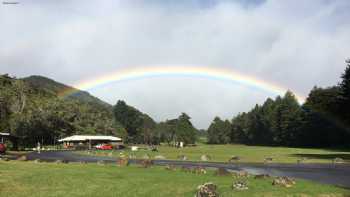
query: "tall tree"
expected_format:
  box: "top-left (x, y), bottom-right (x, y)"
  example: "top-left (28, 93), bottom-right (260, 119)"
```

top-left (207, 117), bottom-right (231, 144)
top-left (175, 113), bottom-right (197, 145)
top-left (338, 59), bottom-right (350, 127)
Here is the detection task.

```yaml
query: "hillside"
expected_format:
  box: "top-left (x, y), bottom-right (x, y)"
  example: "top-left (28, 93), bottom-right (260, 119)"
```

top-left (23, 75), bottom-right (111, 109)
top-left (0, 74), bottom-right (118, 148)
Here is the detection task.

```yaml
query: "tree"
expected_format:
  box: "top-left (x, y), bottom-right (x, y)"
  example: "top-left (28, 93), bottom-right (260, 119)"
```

top-left (338, 59), bottom-right (350, 127)
top-left (175, 113), bottom-right (197, 145)
top-left (139, 114), bottom-right (157, 145)
top-left (207, 117), bottom-right (231, 144)
top-left (301, 86), bottom-right (348, 146)
top-left (113, 100), bottom-right (144, 143)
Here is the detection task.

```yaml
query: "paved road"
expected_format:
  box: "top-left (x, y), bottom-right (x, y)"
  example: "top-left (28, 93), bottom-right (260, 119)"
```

top-left (26, 151), bottom-right (350, 188)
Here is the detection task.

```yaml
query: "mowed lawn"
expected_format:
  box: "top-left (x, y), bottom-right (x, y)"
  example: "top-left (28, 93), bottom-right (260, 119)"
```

top-left (0, 161), bottom-right (349, 197)
top-left (82, 144), bottom-right (350, 164)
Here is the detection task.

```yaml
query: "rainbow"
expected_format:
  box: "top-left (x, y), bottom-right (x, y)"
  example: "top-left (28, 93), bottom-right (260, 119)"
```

top-left (59, 65), bottom-right (306, 103)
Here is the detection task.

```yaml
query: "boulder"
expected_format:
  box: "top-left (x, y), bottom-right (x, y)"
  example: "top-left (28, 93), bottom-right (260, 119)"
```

top-left (142, 154), bottom-right (150, 160)
top-left (215, 167), bottom-right (231, 176)
top-left (233, 170), bottom-right (249, 178)
top-left (201, 155), bottom-right (211, 161)
top-left (272, 177), bottom-right (296, 188)
top-left (232, 180), bottom-right (248, 190)
top-left (117, 158), bottom-right (129, 166)
top-left (17, 155), bottom-right (27, 161)
top-left (140, 159), bottom-right (154, 168)
top-left (154, 155), bottom-right (166, 160)
top-left (196, 182), bottom-right (218, 197)
top-left (97, 160), bottom-right (107, 165)
top-left (193, 166), bottom-right (207, 174)
top-left (1, 157), bottom-right (10, 162)
top-left (254, 174), bottom-right (270, 179)
top-left (333, 157), bottom-right (344, 164)
top-left (62, 160), bottom-right (69, 164)
top-left (264, 157), bottom-right (273, 163)
top-left (177, 155), bottom-right (187, 161)
top-left (165, 165), bottom-right (177, 171)
top-left (297, 157), bottom-right (308, 164)
top-left (55, 160), bottom-right (63, 164)
top-left (181, 166), bottom-right (192, 173)
top-left (228, 156), bottom-right (241, 163)
top-left (34, 159), bottom-right (41, 163)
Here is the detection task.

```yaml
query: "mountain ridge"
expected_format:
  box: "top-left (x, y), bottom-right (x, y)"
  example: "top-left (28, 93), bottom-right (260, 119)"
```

top-left (22, 75), bottom-right (111, 109)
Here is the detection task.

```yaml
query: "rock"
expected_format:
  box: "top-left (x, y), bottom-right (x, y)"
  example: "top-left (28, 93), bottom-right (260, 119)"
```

top-left (254, 174), bottom-right (270, 179)
top-left (193, 166), bottom-right (206, 174)
top-left (215, 168), bottom-right (231, 176)
top-left (79, 161), bottom-right (88, 164)
top-left (55, 160), bottom-right (63, 164)
top-left (264, 157), bottom-right (273, 163)
top-left (117, 158), bottom-right (129, 166)
top-left (150, 146), bottom-right (158, 152)
top-left (62, 160), bottom-right (69, 164)
top-left (232, 180), bottom-right (248, 190)
top-left (201, 155), bottom-right (211, 161)
top-left (177, 155), bottom-right (187, 161)
top-left (228, 156), bottom-right (241, 163)
top-left (140, 159), bottom-right (154, 168)
top-left (181, 166), bottom-right (192, 173)
top-left (55, 160), bottom-right (69, 164)
top-left (1, 157), bottom-right (10, 162)
top-left (17, 155), bottom-right (27, 161)
top-left (142, 154), bottom-right (150, 159)
top-left (165, 165), bottom-right (177, 171)
top-left (154, 155), bottom-right (166, 160)
top-left (196, 182), bottom-right (218, 197)
top-left (333, 157), bottom-right (344, 164)
top-left (97, 160), bottom-right (107, 165)
top-left (272, 177), bottom-right (296, 188)
top-left (34, 159), bottom-right (41, 163)
top-left (233, 170), bottom-right (249, 178)
top-left (297, 157), bottom-right (308, 164)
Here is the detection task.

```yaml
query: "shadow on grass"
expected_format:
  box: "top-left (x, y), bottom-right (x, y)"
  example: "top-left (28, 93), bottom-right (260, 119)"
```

top-left (291, 153), bottom-right (350, 161)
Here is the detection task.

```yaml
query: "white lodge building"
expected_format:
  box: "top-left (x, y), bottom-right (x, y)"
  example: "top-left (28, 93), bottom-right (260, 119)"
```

top-left (58, 135), bottom-right (123, 149)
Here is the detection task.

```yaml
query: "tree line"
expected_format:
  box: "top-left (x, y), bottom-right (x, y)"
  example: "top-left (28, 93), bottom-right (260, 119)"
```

top-left (207, 60), bottom-right (350, 147)
top-left (113, 100), bottom-right (197, 145)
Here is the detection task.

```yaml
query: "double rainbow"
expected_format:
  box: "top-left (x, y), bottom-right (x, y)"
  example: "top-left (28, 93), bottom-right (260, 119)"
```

top-left (59, 65), bottom-right (305, 103)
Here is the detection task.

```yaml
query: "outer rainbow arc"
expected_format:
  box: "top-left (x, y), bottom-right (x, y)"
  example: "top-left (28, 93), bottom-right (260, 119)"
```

top-left (58, 66), bottom-right (306, 103)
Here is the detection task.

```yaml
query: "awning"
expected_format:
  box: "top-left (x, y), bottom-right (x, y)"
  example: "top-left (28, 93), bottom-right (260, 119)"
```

top-left (58, 135), bottom-right (122, 142)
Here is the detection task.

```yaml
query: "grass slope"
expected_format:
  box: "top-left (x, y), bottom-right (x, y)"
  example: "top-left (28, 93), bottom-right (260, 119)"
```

top-left (82, 144), bottom-right (350, 163)
top-left (0, 161), bottom-right (349, 197)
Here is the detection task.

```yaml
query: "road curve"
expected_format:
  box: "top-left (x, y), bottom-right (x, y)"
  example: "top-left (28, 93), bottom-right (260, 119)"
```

top-left (26, 151), bottom-right (350, 188)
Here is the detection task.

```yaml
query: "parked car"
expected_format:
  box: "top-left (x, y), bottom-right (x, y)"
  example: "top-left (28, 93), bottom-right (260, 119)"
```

top-left (95, 144), bottom-right (113, 150)
top-left (0, 143), bottom-right (6, 154)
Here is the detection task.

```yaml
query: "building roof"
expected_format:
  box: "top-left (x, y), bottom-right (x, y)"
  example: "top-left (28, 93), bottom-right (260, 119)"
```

top-left (58, 135), bottom-right (122, 142)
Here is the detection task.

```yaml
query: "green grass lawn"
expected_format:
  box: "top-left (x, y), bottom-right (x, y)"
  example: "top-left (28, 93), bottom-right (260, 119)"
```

top-left (0, 160), bottom-right (349, 197)
top-left (81, 144), bottom-right (350, 164)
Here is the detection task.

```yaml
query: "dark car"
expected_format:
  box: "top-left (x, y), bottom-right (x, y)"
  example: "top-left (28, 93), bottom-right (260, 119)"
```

top-left (0, 143), bottom-right (6, 154)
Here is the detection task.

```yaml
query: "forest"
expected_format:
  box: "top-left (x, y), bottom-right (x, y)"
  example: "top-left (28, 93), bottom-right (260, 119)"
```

top-left (208, 60), bottom-right (350, 147)
top-left (0, 60), bottom-right (349, 148)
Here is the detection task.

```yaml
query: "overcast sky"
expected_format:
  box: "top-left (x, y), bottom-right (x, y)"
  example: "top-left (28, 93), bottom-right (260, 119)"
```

top-left (1, 0), bottom-right (349, 129)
